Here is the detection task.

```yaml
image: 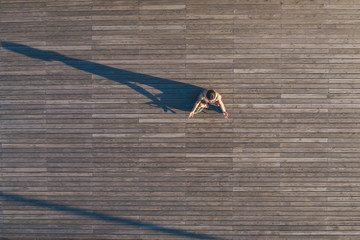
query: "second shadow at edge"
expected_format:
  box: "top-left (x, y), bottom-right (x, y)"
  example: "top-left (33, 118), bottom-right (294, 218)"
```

top-left (0, 191), bottom-right (217, 240)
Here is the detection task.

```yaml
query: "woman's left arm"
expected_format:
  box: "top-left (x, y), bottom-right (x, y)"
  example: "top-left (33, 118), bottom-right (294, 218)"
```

top-left (217, 95), bottom-right (228, 119)
top-left (217, 95), bottom-right (226, 112)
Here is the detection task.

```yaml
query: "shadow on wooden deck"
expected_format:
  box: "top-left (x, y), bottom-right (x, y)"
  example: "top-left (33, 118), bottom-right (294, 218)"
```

top-left (2, 41), bottom-right (204, 114)
top-left (0, 191), bottom-right (218, 240)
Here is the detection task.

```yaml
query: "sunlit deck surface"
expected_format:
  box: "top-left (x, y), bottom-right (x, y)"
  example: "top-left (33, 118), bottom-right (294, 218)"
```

top-left (2, 0), bottom-right (360, 239)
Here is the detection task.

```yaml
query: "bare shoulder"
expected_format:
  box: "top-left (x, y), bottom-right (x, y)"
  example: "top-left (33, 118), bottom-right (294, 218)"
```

top-left (199, 89), bottom-right (207, 98)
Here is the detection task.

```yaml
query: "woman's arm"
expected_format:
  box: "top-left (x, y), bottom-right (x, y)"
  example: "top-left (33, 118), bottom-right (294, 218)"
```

top-left (217, 95), bottom-right (228, 119)
top-left (217, 95), bottom-right (226, 112)
top-left (188, 91), bottom-right (206, 118)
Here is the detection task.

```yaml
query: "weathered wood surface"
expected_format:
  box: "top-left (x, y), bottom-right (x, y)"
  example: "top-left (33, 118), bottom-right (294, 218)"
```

top-left (2, 0), bottom-right (360, 239)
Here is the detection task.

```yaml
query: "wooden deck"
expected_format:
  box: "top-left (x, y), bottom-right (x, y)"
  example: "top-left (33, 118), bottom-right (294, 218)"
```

top-left (2, 0), bottom-right (360, 239)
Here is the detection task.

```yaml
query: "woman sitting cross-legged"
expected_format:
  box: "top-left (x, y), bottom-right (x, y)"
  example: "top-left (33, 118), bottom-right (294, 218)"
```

top-left (188, 89), bottom-right (228, 119)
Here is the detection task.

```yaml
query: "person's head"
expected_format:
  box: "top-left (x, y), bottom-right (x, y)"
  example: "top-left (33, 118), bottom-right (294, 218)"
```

top-left (206, 90), bottom-right (216, 101)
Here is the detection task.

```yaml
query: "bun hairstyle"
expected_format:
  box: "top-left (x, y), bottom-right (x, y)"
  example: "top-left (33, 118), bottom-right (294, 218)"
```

top-left (206, 90), bottom-right (216, 101)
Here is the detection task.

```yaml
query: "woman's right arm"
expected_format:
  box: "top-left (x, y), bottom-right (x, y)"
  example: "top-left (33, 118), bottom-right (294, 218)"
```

top-left (188, 91), bottom-right (205, 118)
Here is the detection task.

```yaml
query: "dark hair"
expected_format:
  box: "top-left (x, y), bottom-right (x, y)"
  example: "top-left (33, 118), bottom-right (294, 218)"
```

top-left (206, 90), bottom-right (216, 100)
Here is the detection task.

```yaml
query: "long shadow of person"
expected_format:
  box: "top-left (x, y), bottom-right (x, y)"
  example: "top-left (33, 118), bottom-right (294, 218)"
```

top-left (2, 42), bottom-right (204, 113)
